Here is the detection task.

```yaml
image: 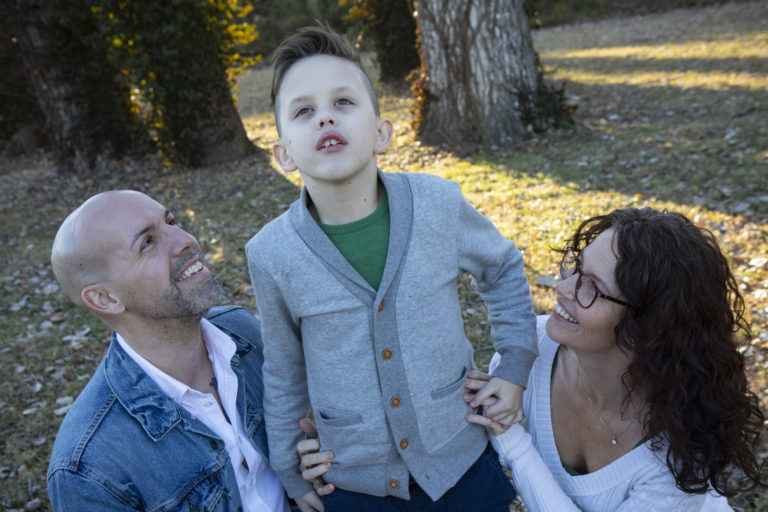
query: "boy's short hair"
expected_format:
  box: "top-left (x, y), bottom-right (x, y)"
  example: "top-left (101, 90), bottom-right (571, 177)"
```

top-left (271, 24), bottom-right (380, 134)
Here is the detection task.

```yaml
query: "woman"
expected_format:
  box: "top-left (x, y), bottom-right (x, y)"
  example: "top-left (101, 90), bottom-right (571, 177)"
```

top-left (464, 207), bottom-right (765, 510)
top-left (298, 207), bottom-right (764, 511)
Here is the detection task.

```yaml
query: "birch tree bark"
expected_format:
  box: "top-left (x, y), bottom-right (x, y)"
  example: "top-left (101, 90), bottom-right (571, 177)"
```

top-left (414, 0), bottom-right (541, 146)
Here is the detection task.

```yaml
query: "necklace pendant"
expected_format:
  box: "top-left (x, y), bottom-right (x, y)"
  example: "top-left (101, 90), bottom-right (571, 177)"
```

top-left (611, 438), bottom-right (617, 445)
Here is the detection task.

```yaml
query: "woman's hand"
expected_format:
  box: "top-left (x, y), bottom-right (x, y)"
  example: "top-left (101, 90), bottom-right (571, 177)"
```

top-left (464, 369), bottom-right (513, 436)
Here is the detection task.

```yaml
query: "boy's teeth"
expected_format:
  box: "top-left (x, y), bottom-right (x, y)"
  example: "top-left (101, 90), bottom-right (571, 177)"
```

top-left (555, 303), bottom-right (578, 324)
top-left (322, 139), bottom-right (339, 148)
top-left (180, 261), bottom-right (203, 280)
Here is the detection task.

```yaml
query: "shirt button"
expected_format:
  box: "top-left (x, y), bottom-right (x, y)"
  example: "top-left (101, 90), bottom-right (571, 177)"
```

top-left (399, 439), bottom-right (408, 450)
top-left (389, 479), bottom-right (399, 490)
top-left (378, 301), bottom-right (384, 311)
top-left (390, 396), bottom-right (400, 408)
top-left (382, 349), bottom-right (392, 360)
top-left (205, 401), bottom-right (213, 407)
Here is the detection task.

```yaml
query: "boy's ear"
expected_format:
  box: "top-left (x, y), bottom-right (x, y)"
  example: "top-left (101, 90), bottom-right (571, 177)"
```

top-left (272, 141), bottom-right (298, 172)
top-left (373, 118), bottom-right (394, 154)
top-left (81, 284), bottom-right (125, 316)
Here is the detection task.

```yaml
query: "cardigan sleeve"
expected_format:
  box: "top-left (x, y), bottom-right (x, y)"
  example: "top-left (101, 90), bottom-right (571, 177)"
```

top-left (246, 252), bottom-right (313, 499)
top-left (454, 184), bottom-right (537, 386)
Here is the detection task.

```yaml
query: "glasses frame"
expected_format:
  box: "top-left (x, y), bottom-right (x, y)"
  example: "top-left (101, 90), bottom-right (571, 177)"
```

top-left (560, 248), bottom-right (629, 309)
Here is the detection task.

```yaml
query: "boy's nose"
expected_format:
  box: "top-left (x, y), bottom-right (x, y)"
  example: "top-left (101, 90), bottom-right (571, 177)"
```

top-left (316, 110), bottom-right (337, 128)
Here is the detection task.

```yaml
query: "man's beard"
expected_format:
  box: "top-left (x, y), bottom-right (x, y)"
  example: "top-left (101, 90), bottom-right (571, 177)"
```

top-left (127, 256), bottom-right (222, 321)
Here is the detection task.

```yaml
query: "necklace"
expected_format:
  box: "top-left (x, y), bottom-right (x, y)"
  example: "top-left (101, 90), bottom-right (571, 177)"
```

top-left (576, 364), bottom-right (635, 446)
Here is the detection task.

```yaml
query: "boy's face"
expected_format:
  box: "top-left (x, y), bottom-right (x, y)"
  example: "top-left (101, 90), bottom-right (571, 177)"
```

top-left (272, 55), bottom-right (392, 187)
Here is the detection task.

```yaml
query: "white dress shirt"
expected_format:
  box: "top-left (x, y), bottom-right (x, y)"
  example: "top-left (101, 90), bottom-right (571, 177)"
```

top-left (116, 319), bottom-right (289, 512)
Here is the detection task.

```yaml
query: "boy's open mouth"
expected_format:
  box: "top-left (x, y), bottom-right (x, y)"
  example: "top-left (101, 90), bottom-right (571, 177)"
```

top-left (316, 131), bottom-right (347, 151)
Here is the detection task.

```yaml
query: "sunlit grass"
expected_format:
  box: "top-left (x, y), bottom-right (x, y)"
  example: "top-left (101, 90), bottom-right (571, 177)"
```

top-left (544, 37), bottom-right (768, 60)
top-left (544, 69), bottom-right (768, 90)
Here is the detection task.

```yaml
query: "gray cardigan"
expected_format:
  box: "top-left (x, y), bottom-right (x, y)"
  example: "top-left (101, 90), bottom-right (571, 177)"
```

top-left (246, 170), bottom-right (536, 500)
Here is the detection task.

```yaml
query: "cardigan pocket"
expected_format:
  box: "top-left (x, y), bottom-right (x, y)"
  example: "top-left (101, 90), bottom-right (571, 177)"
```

top-left (315, 407), bottom-right (390, 469)
top-left (316, 408), bottom-right (363, 427)
top-left (417, 366), bottom-right (474, 454)
top-left (430, 366), bottom-right (468, 399)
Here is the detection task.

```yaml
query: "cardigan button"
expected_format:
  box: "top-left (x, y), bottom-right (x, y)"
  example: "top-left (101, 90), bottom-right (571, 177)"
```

top-left (399, 439), bottom-right (409, 450)
top-left (382, 349), bottom-right (392, 360)
top-left (389, 479), bottom-right (399, 490)
top-left (390, 396), bottom-right (400, 408)
top-left (378, 301), bottom-right (384, 311)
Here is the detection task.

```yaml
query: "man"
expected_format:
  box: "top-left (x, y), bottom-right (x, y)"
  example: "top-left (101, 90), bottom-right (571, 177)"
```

top-left (47, 190), bottom-right (318, 511)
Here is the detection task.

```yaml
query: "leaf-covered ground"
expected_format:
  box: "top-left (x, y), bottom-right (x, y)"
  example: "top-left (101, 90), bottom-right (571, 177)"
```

top-left (1, 2), bottom-right (766, 510)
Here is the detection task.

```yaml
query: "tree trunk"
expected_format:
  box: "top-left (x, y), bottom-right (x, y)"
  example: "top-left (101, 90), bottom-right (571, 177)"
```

top-left (2, 1), bottom-right (141, 172)
top-left (414, 0), bottom-right (540, 146)
top-left (128, 0), bottom-right (254, 167)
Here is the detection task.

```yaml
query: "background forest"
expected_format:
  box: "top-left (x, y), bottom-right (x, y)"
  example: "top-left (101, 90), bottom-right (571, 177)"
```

top-left (1, 0), bottom-right (766, 510)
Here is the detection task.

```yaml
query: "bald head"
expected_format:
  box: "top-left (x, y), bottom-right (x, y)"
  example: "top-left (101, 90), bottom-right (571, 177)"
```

top-left (51, 190), bottom-right (160, 306)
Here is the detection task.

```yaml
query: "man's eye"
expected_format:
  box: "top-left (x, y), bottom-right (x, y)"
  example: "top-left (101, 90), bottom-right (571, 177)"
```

top-left (140, 237), bottom-right (153, 252)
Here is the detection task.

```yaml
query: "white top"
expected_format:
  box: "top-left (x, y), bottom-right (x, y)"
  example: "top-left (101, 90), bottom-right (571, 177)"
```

top-left (116, 319), bottom-right (289, 512)
top-left (488, 316), bottom-right (731, 512)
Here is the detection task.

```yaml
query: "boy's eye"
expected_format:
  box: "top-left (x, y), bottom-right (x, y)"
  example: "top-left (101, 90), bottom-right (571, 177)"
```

top-left (294, 106), bottom-right (313, 118)
top-left (335, 98), bottom-right (352, 106)
top-left (167, 215), bottom-right (176, 226)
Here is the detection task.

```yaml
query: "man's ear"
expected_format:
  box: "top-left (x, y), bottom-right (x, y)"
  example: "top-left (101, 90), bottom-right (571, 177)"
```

top-left (373, 118), bottom-right (394, 154)
top-left (272, 141), bottom-right (298, 172)
top-left (81, 285), bottom-right (125, 316)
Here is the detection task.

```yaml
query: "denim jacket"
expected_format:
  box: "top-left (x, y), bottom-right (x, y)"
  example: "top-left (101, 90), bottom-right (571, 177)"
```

top-left (47, 306), bottom-right (270, 511)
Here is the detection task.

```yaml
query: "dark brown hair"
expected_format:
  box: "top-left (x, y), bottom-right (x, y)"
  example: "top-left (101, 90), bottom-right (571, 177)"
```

top-left (270, 24), bottom-right (379, 134)
top-left (566, 207), bottom-right (764, 496)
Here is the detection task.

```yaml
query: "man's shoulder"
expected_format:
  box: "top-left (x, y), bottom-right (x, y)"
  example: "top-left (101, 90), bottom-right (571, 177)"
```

top-left (205, 306), bottom-right (261, 350)
top-left (48, 359), bottom-right (124, 470)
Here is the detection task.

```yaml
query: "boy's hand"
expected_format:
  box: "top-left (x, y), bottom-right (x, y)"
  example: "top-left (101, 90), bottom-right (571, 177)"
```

top-left (465, 371), bottom-right (524, 429)
top-left (297, 418), bottom-right (335, 497)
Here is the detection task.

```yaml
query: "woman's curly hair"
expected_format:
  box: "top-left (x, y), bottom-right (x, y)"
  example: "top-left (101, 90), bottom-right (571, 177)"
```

top-left (565, 207), bottom-right (765, 496)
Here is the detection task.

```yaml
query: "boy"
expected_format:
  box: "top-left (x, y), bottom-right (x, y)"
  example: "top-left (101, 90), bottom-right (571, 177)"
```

top-left (246, 25), bottom-right (536, 511)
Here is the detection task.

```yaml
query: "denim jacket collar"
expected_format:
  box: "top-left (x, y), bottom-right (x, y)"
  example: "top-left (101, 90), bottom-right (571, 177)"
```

top-left (103, 328), bottom-right (254, 441)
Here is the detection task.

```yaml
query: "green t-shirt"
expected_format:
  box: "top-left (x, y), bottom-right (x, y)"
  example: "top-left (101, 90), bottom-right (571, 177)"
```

top-left (318, 190), bottom-right (390, 290)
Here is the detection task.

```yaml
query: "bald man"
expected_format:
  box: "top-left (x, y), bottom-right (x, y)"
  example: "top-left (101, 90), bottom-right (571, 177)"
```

top-left (47, 190), bottom-right (301, 512)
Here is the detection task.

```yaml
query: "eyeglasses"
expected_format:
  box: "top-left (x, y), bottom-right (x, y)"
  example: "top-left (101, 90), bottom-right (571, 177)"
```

top-left (560, 248), bottom-right (629, 309)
